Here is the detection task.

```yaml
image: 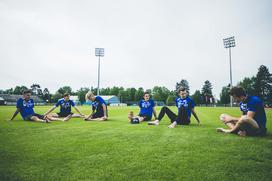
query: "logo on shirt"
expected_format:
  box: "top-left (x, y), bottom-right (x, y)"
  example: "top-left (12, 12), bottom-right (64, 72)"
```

top-left (177, 99), bottom-right (188, 108)
top-left (23, 100), bottom-right (34, 108)
top-left (61, 102), bottom-right (71, 109)
top-left (141, 101), bottom-right (151, 108)
top-left (240, 103), bottom-right (248, 112)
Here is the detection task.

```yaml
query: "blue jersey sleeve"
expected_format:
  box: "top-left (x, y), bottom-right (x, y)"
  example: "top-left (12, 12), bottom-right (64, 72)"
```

top-left (175, 98), bottom-right (178, 107)
top-left (190, 99), bottom-right (195, 109)
top-left (247, 99), bottom-right (257, 112)
top-left (16, 98), bottom-right (22, 109)
top-left (151, 100), bottom-right (155, 107)
top-left (139, 100), bottom-right (142, 108)
top-left (98, 96), bottom-right (106, 105)
top-left (55, 100), bottom-right (61, 107)
top-left (70, 100), bottom-right (75, 107)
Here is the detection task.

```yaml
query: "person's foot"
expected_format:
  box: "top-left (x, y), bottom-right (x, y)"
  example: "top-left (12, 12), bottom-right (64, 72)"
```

top-left (44, 118), bottom-right (51, 123)
top-left (216, 128), bottom-right (225, 133)
top-left (238, 130), bottom-right (246, 137)
top-left (168, 121), bottom-right (177, 128)
top-left (148, 120), bottom-right (160, 125)
top-left (128, 111), bottom-right (134, 120)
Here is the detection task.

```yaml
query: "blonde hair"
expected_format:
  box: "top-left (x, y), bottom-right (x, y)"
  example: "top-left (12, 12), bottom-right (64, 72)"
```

top-left (85, 91), bottom-right (94, 101)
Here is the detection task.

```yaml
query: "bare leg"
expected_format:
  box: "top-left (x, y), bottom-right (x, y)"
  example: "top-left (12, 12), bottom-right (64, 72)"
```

top-left (217, 116), bottom-right (259, 135)
top-left (31, 116), bottom-right (49, 123)
top-left (45, 114), bottom-right (63, 121)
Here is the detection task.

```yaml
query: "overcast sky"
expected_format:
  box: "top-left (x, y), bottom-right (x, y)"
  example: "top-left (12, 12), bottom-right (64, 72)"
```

top-left (0, 0), bottom-right (271, 98)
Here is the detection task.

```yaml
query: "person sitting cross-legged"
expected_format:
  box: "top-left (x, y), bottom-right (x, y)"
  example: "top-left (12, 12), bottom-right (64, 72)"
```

top-left (217, 86), bottom-right (267, 136)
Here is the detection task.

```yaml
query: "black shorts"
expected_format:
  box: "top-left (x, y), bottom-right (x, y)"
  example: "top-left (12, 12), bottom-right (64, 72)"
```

top-left (138, 114), bottom-right (152, 121)
top-left (24, 113), bottom-right (44, 121)
top-left (91, 113), bottom-right (104, 119)
top-left (57, 112), bottom-right (73, 117)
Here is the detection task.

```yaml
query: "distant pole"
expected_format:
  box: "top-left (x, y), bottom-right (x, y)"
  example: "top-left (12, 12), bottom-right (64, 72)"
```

top-left (95, 48), bottom-right (104, 96)
top-left (223, 36), bottom-right (236, 107)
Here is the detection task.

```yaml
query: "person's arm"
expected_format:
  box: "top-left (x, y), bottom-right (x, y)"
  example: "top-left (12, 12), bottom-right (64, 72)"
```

top-left (191, 108), bottom-right (200, 124)
top-left (102, 104), bottom-right (107, 120)
top-left (10, 108), bottom-right (20, 121)
top-left (44, 106), bottom-right (57, 116)
top-left (153, 107), bottom-right (157, 119)
top-left (74, 106), bottom-right (84, 116)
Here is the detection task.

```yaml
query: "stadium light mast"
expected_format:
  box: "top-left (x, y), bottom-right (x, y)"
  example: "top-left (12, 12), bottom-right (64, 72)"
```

top-left (95, 48), bottom-right (104, 96)
top-left (223, 36), bottom-right (236, 107)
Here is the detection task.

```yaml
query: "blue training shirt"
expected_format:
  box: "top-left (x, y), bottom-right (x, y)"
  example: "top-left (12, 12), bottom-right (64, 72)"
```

top-left (175, 96), bottom-right (195, 118)
top-left (16, 98), bottom-right (35, 120)
top-left (92, 96), bottom-right (107, 116)
top-left (55, 98), bottom-right (75, 114)
top-left (239, 96), bottom-right (267, 128)
top-left (139, 99), bottom-right (155, 117)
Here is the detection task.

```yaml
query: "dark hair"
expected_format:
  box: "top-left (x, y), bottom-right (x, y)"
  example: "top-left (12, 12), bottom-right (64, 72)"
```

top-left (143, 91), bottom-right (150, 96)
top-left (178, 87), bottom-right (186, 93)
top-left (23, 89), bottom-right (31, 95)
top-left (63, 93), bottom-right (70, 97)
top-left (230, 87), bottom-right (246, 97)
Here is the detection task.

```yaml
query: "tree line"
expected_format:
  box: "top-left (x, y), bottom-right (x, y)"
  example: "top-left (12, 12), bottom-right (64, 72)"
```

top-left (0, 65), bottom-right (271, 105)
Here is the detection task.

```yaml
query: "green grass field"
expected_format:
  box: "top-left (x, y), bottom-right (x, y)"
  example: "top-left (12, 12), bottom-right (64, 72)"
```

top-left (0, 106), bottom-right (272, 181)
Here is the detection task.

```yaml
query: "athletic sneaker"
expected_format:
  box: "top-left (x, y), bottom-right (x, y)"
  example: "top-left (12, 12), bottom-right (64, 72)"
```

top-left (148, 120), bottom-right (159, 125)
top-left (168, 121), bottom-right (177, 128)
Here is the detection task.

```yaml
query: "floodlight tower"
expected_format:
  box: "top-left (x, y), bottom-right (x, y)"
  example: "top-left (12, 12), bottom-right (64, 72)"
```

top-left (95, 48), bottom-right (104, 96)
top-left (223, 36), bottom-right (236, 107)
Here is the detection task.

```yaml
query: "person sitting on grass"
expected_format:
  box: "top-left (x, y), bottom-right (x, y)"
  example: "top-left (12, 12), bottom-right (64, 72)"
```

top-left (148, 87), bottom-right (201, 128)
top-left (44, 93), bottom-right (85, 121)
top-left (217, 86), bottom-right (267, 136)
top-left (10, 90), bottom-right (51, 123)
top-left (84, 91), bottom-right (108, 121)
top-left (128, 91), bottom-right (157, 124)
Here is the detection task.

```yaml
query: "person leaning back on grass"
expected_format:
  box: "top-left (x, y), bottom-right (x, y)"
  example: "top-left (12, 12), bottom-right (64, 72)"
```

top-left (43, 93), bottom-right (85, 122)
top-left (148, 87), bottom-right (201, 128)
top-left (128, 91), bottom-right (157, 124)
top-left (84, 91), bottom-right (108, 121)
top-left (9, 90), bottom-right (51, 123)
top-left (217, 86), bottom-right (267, 136)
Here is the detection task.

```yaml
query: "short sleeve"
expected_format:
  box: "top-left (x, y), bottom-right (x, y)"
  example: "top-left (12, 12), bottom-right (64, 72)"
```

top-left (151, 100), bottom-right (155, 107)
top-left (247, 100), bottom-right (257, 112)
top-left (139, 100), bottom-right (142, 108)
top-left (70, 100), bottom-right (75, 107)
top-left (16, 99), bottom-right (22, 109)
top-left (190, 99), bottom-right (195, 109)
top-left (55, 100), bottom-right (61, 107)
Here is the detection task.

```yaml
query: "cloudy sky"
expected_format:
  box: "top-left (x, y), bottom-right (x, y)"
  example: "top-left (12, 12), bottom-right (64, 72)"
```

top-left (0, 0), bottom-right (271, 98)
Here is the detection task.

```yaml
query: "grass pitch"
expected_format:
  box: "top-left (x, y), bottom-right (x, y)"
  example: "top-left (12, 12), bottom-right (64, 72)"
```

top-left (0, 106), bottom-right (271, 181)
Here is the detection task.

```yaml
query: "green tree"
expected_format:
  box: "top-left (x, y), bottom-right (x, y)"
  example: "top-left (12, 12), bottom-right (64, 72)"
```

top-left (13, 86), bottom-right (28, 95)
top-left (135, 87), bottom-right (144, 101)
top-left (166, 95), bottom-right (176, 106)
top-left (42, 88), bottom-right (51, 103)
top-left (191, 90), bottom-right (202, 105)
top-left (201, 80), bottom-right (213, 104)
top-left (31, 84), bottom-right (42, 97)
top-left (52, 92), bottom-right (63, 103)
top-left (254, 65), bottom-right (272, 102)
top-left (76, 87), bottom-right (90, 104)
top-left (58, 86), bottom-right (72, 95)
top-left (152, 86), bottom-right (170, 103)
top-left (238, 77), bottom-right (256, 96)
top-left (219, 85), bottom-right (230, 104)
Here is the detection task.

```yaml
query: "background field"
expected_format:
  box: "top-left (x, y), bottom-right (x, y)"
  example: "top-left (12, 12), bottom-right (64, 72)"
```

top-left (0, 106), bottom-right (271, 181)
